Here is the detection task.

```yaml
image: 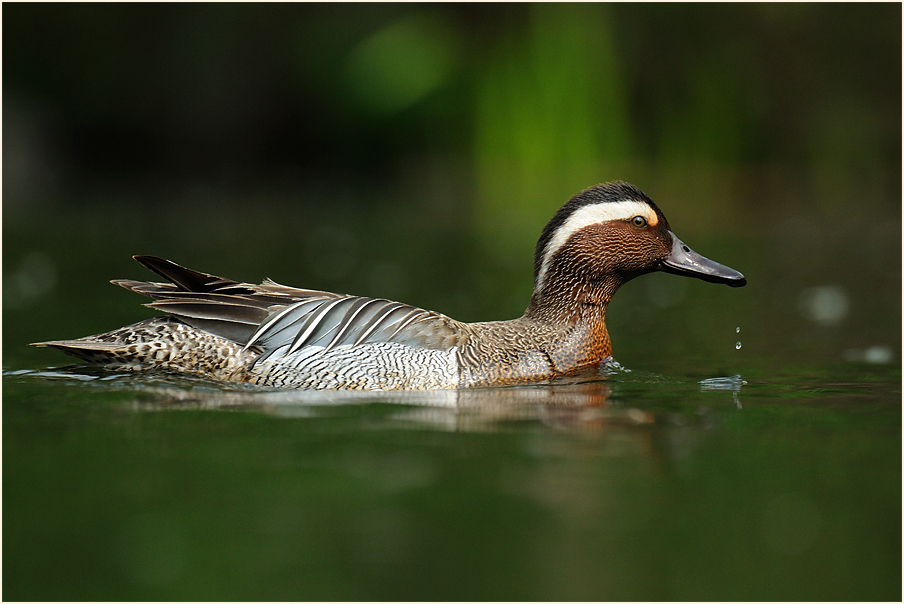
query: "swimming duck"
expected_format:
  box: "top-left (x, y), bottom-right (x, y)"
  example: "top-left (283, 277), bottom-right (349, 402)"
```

top-left (35, 181), bottom-right (745, 390)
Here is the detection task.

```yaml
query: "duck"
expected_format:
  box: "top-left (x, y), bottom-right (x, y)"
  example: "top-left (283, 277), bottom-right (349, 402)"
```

top-left (34, 181), bottom-right (746, 390)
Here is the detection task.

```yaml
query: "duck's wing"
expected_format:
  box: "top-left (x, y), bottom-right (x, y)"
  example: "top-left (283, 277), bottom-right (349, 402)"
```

top-left (108, 255), bottom-right (343, 345)
top-left (244, 295), bottom-right (465, 364)
top-left (115, 256), bottom-right (464, 357)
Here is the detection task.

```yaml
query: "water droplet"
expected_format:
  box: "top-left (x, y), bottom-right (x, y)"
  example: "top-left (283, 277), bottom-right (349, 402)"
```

top-left (735, 341), bottom-right (742, 350)
top-left (736, 326), bottom-right (741, 334)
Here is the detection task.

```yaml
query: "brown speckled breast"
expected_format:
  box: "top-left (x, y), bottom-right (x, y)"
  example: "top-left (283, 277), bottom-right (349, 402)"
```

top-left (456, 315), bottom-right (611, 387)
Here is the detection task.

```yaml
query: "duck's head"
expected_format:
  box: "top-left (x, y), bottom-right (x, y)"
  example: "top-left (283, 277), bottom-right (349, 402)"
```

top-left (526, 181), bottom-right (745, 323)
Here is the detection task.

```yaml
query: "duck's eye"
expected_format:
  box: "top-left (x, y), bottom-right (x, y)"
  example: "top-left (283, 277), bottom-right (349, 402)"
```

top-left (630, 215), bottom-right (647, 228)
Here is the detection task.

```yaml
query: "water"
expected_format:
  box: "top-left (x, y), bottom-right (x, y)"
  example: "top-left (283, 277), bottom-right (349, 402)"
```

top-left (3, 360), bottom-right (900, 601)
top-left (3, 189), bottom-right (901, 600)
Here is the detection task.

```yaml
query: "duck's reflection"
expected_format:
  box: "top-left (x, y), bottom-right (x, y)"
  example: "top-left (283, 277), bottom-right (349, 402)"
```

top-left (15, 365), bottom-right (743, 433)
top-left (123, 378), bottom-right (664, 431)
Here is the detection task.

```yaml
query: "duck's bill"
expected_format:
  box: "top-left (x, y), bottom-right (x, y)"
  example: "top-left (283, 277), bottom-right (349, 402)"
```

top-left (658, 231), bottom-right (747, 287)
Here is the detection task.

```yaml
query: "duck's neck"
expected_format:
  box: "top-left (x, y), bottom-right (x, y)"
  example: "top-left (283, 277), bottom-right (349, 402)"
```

top-left (523, 276), bottom-right (620, 364)
top-left (525, 275), bottom-right (618, 324)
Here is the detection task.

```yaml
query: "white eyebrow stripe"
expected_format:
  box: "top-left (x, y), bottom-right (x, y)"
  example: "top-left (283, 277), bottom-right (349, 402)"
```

top-left (536, 200), bottom-right (658, 290)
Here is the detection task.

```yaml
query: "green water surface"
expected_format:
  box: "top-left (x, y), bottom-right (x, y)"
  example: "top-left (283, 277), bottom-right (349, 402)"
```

top-left (3, 361), bottom-right (900, 601)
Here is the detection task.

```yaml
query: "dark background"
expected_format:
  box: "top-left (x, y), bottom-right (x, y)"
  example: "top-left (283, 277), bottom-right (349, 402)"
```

top-left (5, 2), bottom-right (901, 373)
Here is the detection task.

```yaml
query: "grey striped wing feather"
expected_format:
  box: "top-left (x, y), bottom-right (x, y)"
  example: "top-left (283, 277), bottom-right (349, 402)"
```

top-left (245, 296), bottom-right (454, 364)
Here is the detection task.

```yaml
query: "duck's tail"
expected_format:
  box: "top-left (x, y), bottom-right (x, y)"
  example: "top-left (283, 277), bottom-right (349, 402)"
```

top-left (33, 316), bottom-right (257, 380)
top-left (29, 255), bottom-right (287, 378)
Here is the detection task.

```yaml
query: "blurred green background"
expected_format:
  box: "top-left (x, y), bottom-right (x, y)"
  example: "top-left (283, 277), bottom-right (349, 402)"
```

top-left (4, 2), bottom-right (900, 374)
top-left (3, 4), bottom-right (901, 601)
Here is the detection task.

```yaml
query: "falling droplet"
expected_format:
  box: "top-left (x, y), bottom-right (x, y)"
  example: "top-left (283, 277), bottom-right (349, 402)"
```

top-left (735, 341), bottom-right (742, 350)
top-left (736, 326), bottom-right (741, 334)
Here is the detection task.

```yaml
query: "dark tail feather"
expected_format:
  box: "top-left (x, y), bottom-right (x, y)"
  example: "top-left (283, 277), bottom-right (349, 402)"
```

top-left (123, 256), bottom-right (271, 344)
top-left (132, 255), bottom-right (249, 293)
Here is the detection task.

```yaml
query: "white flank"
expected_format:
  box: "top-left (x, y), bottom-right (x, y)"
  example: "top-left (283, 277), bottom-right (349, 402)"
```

top-left (536, 200), bottom-right (658, 289)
